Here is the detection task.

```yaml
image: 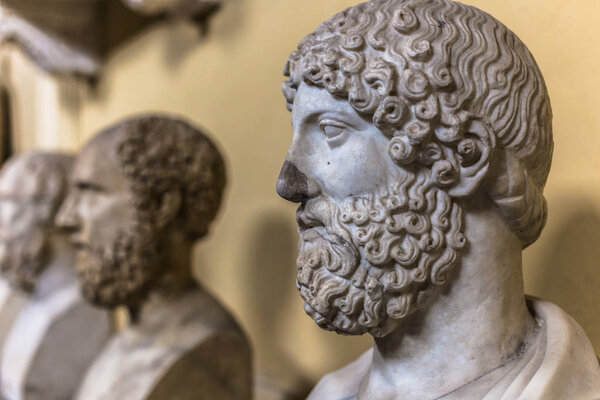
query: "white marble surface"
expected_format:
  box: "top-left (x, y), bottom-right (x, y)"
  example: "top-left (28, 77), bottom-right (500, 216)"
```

top-left (308, 299), bottom-right (600, 400)
top-left (0, 265), bottom-right (111, 400)
top-left (0, 281), bottom-right (27, 367)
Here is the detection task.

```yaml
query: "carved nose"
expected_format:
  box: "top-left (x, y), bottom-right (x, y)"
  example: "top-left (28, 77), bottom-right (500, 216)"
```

top-left (55, 195), bottom-right (80, 233)
top-left (276, 161), bottom-right (309, 203)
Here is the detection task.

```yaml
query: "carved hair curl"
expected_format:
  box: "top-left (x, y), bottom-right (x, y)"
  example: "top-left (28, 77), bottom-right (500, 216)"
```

top-left (113, 116), bottom-right (226, 241)
top-left (283, 0), bottom-right (553, 246)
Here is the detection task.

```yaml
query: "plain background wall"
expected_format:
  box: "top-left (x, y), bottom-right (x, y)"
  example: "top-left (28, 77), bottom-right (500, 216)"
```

top-left (9, 0), bottom-right (600, 389)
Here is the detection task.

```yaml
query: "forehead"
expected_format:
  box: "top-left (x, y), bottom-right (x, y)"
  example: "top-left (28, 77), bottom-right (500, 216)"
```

top-left (74, 131), bottom-right (128, 192)
top-left (0, 158), bottom-right (47, 198)
top-left (292, 83), bottom-right (360, 125)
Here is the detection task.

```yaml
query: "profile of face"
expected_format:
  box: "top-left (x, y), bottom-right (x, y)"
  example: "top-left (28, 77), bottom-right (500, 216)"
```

top-left (0, 154), bottom-right (72, 293)
top-left (278, 83), bottom-right (469, 337)
top-left (278, 0), bottom-right (552, 338)
top-left (56, 133), bottom-right (161, 309)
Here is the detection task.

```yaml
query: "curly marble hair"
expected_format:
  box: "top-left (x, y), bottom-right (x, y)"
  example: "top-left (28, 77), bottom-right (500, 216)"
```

top-left (283, 0), bottom-right (553, 247)
top-left (114, 116), bottom-right (226, 240)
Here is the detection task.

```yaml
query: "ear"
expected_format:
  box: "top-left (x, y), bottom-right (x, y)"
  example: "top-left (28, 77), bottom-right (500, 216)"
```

top-left (155, 190), bottom-right (182, 230)
top-left (433, 117), bottom-right (496, 198)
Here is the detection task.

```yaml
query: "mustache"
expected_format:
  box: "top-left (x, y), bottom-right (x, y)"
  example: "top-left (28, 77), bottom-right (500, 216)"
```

top-left (296, 196), bottom-right (343, 230)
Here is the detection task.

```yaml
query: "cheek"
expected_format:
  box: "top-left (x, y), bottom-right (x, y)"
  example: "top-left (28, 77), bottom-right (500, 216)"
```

top-left (0, 204), bottom-right (23, 231)
top-left (318, 134), bottom-right (393, 200)
top-left (9, 211), bottom-right (39, 236)
top-left (81, 196), bottom-right (135, 244)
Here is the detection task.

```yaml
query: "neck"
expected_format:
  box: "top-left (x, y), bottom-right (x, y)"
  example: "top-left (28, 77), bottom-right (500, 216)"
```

top-left (133, 229), bottom-right (198, 324)
top-left (35, 234), bottom-right (77, 299)
top-left (360, 203), bottom-right (536, 400)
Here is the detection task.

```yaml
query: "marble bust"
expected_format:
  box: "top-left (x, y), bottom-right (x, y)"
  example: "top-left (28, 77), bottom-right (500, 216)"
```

top-left (276, 0), bottom-right (600, 399)
top-left (0, 152), bottom-right (111, 400)
top-left (56, 116), bottom-right (252, 400)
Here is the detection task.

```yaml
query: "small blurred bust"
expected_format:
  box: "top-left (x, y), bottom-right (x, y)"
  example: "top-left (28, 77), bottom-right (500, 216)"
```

top-left (0, 152), bottom-right (111, 400)
top-left (0, 152), bottom-right (72, 293)
top-left (59, 116), bottom-right (251, 400)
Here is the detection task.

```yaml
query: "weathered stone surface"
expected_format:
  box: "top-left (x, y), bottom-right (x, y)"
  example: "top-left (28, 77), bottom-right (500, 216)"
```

top-left (57, 116), bottom-right (252, 400)
top-left (277, 0), bottom-right (600, 398)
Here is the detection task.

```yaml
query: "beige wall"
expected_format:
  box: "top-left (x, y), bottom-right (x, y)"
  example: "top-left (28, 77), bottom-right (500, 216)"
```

top-left (11, 0), bottom-right (600, 388)
top-left (0, 45), bottom-right (84, 154)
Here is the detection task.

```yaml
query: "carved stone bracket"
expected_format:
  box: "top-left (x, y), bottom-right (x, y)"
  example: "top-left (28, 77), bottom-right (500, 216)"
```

top-left (0, 0), bottom-right (221, 78)
top-left (122, 0), bottom-right (221, 18)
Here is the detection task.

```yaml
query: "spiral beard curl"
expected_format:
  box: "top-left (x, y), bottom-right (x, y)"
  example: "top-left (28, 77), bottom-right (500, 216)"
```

top-left (0, 228), bottom-right (49, 294)
top-left (77, 223), bottom-right (161, 310)
top-left (296, 170), bottom-right (465, 337)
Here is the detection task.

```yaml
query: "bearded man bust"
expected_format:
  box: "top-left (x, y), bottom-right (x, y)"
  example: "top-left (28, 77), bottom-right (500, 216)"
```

top-left (276, 0), bottom-right (600, 399)
top-left (57, 116), bottom-right (252, 400)
top-left (0, 152), bottom-right (111, 400)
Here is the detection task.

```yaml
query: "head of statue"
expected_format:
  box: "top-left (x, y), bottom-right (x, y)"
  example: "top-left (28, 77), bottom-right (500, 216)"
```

top-left (277, 0), bottom-right (553, 338)
top-left (56, 116), bottom-right (226, 310)
top-left (0, 152), bottom-right (74, 293)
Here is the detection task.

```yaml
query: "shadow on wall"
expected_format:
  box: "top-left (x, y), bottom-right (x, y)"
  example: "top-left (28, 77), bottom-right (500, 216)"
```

top-left (0, 86), bottom-right (14, 162)
top-left (527, 199), bottom-right (600, 354)
top-left (88, 0), bottom-right (250, 101)
top-left (162, 0), bottom-right (250, 68)
top-left (244, 211), bottom-right (312, 400)
top-left (209, 0), bottom-right (250, 41)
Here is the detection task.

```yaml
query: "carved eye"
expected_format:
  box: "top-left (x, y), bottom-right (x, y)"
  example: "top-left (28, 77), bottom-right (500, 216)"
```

top-left (322, 125), bottom-right (344, 139)
top-left (319, 119), bottom-right (350, 147)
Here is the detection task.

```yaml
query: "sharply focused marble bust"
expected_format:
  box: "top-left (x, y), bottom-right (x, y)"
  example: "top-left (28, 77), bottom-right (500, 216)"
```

top-left (276, 0), bottom-right (600, 399)
top-left (0, 152), bottom-right (111, 400)
top-left (57, 116), bottom-right (252, 400)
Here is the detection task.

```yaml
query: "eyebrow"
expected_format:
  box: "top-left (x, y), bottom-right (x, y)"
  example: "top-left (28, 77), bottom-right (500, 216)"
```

top-left (295, 110), bottom-right (361, 132)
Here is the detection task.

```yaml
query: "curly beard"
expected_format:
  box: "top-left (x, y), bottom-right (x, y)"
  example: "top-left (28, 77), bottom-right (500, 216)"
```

top-left (296, 172), bottom-right (466, 337)
top-left (76, 223), bottom-right (161, 309)
top-left (0, 228), bottom-right (49, 293)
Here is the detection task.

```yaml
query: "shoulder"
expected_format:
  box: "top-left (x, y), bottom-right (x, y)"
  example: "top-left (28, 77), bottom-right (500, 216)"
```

top-left (524, 297), bottom-right (600, 399)
top-left (149, 331), bottom-right (252, 400)
top-left (175, 288), bottom-right (244, 332)
top-left (308, 350), bottom-right (372, 400)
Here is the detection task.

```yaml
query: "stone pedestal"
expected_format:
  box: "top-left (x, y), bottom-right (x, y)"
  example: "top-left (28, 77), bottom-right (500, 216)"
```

top-left (0, 273), bottom-right (111, 400)
top-left (75, 289), bottom-right (252, 400)
top-left (0, 280), bottom-right (27, 359)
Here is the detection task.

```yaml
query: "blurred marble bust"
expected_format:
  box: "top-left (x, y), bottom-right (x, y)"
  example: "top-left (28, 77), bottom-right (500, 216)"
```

top-left (58, 116), bottom-right (252, 400)
top-left (277, 0), bottom-right (600, 399)
top-left (0, 152), bottom-right (111, 400)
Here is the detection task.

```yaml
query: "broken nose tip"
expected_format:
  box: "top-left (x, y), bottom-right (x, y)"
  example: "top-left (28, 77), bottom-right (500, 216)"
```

top-left (276, 161), bottom-right (309, 203)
